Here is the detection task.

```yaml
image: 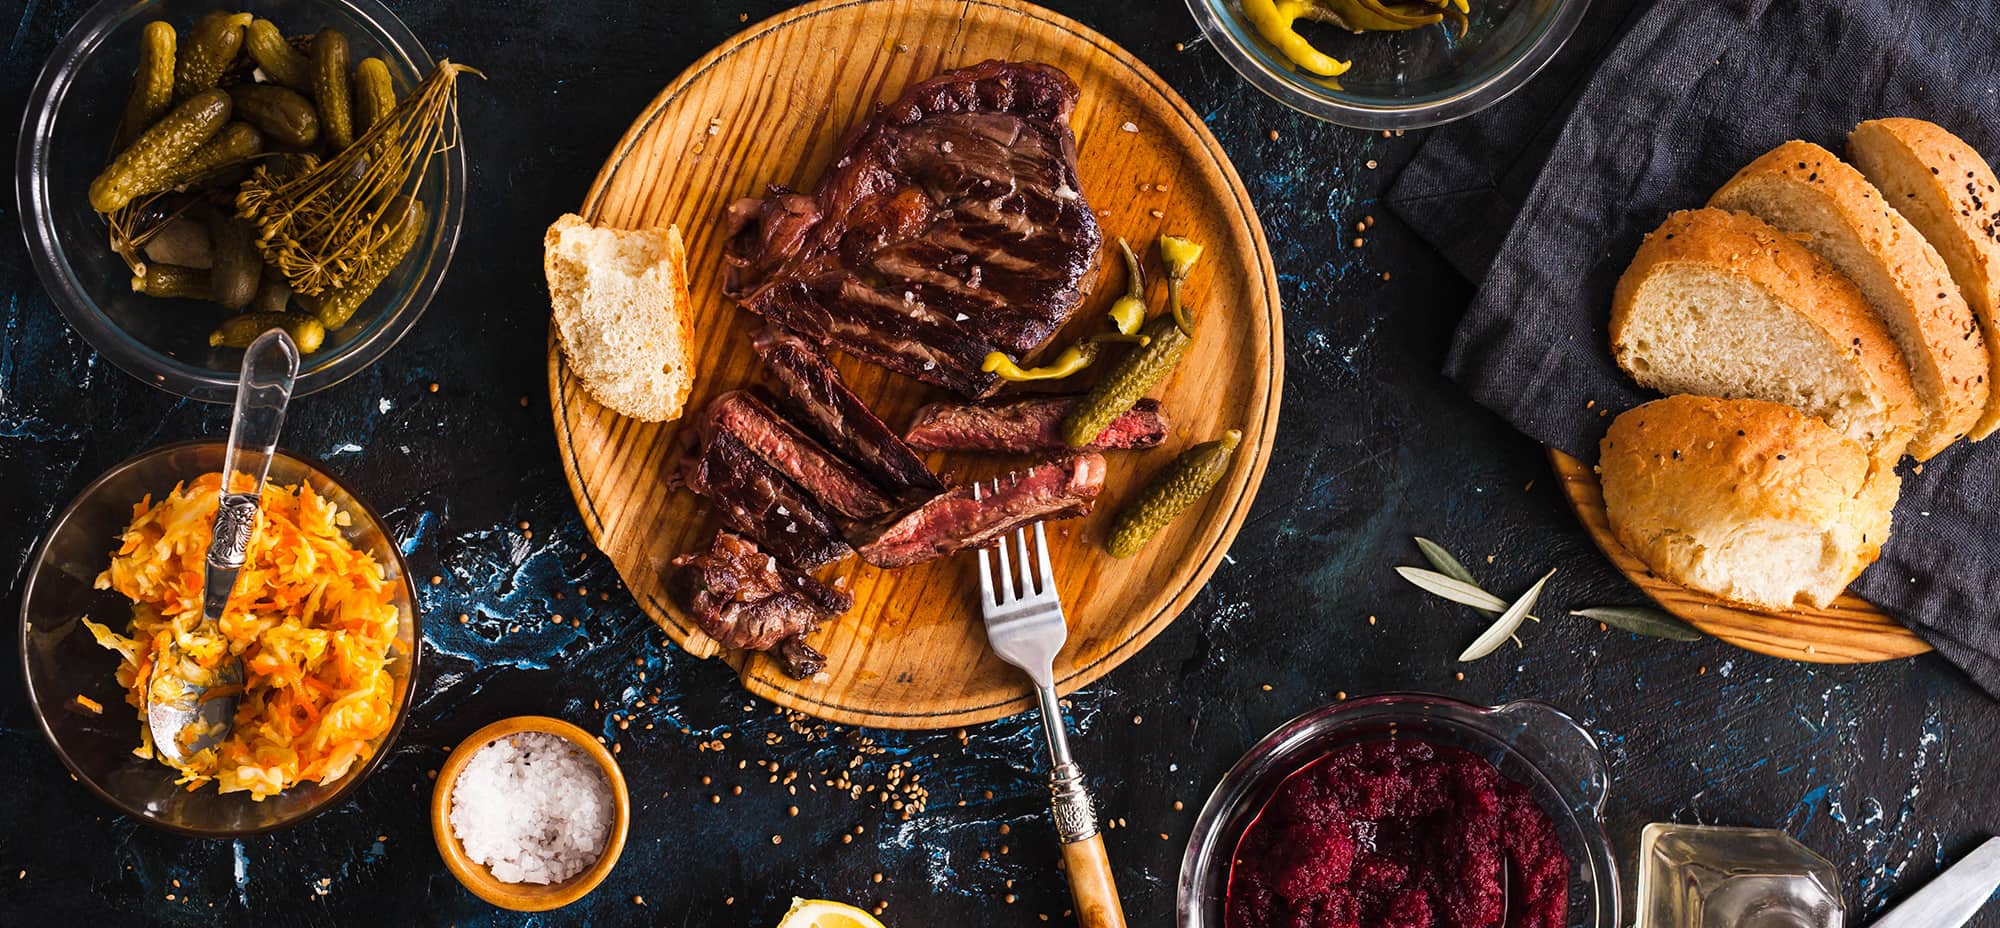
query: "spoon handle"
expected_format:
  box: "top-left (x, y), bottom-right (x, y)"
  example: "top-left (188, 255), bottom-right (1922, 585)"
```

top-left (203, 329), bottom-right (299, 618)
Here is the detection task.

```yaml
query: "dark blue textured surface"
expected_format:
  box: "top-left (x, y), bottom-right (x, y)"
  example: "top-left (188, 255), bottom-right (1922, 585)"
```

top-left (4, 1), bottom-right (1998, 925)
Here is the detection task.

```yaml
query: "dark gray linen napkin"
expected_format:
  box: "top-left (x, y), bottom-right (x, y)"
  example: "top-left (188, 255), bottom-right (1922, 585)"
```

top-left (1387, 0), bottom-right (2000, 696)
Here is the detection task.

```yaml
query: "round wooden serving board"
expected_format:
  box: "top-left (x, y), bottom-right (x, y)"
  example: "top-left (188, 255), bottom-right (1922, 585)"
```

top-left (549, 0), bottom-right (1282, 728)
top-left (1550, 450), bottom-right (1929, 664)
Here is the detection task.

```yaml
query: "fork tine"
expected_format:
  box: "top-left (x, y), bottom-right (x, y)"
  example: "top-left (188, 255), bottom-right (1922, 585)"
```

top-left (1016, 525), bottom-right (1036, 596)
top-left (1034, 520), bottom-right (1055, 588)
top-left (977, 542), bottom-right (995, 608)
top-left (993, 488), bottom-right (1014, 603)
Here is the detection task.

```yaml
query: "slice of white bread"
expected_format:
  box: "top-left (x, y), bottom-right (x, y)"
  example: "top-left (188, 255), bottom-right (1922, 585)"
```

top-left (544, 214), bottom-right (697, 422)
top-left (1611, 208), bottom-right (1918, 455)
top-left (1848, 117), bottom-right (2000, 441)
top-left (1710, 140), bottom-right (1989, 459)
top-left (1599, 395), bottom-right (1899, 611)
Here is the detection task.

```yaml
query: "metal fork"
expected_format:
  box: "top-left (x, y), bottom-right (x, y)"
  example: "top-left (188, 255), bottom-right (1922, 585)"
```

top-left (974, 478), bottom-right (1128, 928)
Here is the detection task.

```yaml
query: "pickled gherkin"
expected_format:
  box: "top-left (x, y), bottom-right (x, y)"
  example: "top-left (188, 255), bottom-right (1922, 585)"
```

top-left (352, 57), bottom-right (396, 135)
top-left (131, 263), bottom-right (212, 299)
top-left (1105, 429), bottom-right (1243, 558)
top-left (210, 312), bottom-right (325, 353)
top-left (311, 28), bottom-right (354, 151)
top-left (88, 88), bottom-right (231, 212)
top-left (243, 19), bottom-right (311, 90)
top-left (1061, 315), bottom-right (1191, 448)
top-left (115, 22), bottom-right (178, 151)
top-left (205, 209), bottom-right (261, 310)
top-left (228, 83), bottom-right (318, 147)
top-left (151, 121), bottom-right (263, 192)
top-left (173, 11), bottom-right (251, 100)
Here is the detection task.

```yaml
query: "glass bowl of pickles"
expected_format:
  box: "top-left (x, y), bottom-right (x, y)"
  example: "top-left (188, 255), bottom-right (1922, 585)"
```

top-left (17, 0), bottom-right (468, 402)
top-left (1184, 0), bottom-right (1589, 129)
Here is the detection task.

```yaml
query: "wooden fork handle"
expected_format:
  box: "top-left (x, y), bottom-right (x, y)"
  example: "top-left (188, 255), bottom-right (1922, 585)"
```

top-left (1061, 832), bottom-right (1128, 928)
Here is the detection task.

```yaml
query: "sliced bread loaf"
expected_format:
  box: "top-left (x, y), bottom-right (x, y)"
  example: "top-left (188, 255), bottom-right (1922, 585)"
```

top-left (1599, 395), bottom-right (1899, 611)
top-left (1611, 208), bottom-right (1918, 454)
top-left (1710, 140), bottom-right (1989, 458)
top-left (544, 213), bottom-right (697, 422)
top-left (1848, 117), bottom-right (2000, 441)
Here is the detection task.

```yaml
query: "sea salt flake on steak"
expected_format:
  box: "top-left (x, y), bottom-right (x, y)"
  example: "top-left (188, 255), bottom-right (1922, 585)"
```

top-left (725, 60), bottom-right (1102, 398)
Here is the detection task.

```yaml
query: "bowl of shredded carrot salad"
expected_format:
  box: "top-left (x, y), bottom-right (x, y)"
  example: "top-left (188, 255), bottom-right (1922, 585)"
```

top-left (20, 441), bottom-right (418, 835)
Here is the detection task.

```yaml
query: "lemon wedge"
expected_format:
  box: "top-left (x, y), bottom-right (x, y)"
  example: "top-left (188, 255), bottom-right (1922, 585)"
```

top-left (776, 898), bottom-right (886, 928)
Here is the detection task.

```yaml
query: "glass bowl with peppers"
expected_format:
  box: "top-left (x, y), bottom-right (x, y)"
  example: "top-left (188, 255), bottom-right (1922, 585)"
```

top-left (1184, 0), bottom-right (1590, 129)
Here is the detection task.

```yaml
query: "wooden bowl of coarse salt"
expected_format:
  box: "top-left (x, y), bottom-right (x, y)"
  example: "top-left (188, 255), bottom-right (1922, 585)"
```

top-left (431, 716), bottom-right (630, 911)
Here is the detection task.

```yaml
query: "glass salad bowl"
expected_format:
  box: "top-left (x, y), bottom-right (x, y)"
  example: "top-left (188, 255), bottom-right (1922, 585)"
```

top-left (18, 441), bottom-right (421, 836)
top-left (1179, 692), bottom-right (1620, 927)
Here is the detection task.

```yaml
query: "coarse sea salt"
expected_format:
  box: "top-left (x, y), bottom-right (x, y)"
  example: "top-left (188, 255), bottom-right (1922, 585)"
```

top-left (450, 732), bottom-right (612, 885)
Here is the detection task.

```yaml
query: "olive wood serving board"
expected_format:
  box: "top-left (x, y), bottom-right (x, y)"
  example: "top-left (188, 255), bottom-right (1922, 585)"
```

top-left (548, 0), bottom-right (1282, 728)
top-left (1550, 450), bottom-right (1930, 664)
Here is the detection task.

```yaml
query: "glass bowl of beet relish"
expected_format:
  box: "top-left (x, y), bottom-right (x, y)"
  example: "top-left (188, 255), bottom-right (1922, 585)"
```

top-left (1179, 693), bottom-right (1619, 928)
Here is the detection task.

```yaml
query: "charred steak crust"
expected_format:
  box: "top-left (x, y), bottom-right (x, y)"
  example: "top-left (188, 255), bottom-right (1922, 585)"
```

top-left (681, 427), bottom-right (851, 569)
top-left (856, 453), bottom-right (1107, 569)
top-left (707, 389), bottom-right (896, 524)
top-left (671, 531), bottom-right (851, 679)
top-left (725, 60), bottom-right (1101, 398)
top-left (751, 327), bottom-right (945, 502)
top-left (904, 396), bottom-right (1168, 452)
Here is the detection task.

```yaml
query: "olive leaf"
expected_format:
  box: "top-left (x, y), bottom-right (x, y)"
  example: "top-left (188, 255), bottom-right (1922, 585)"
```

top-left (1412, 537), bottom-right (1496, 618)
top-left (1394, 566), bottom-right (1542, 623)
top-left (1571, 606), bottom-right (1705, 641)
top-left (1459, 569), bottom-right (1555, 662)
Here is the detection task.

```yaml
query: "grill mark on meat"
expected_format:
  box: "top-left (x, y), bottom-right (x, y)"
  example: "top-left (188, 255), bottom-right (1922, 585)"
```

top-left (707, 390), bottom-right (895, 524)
top-left (725, 60), bottom-right (1100, 398)
top-left (904, 396), bottom-right (1168, 453)
top-left (671, 531), bottom-right (850, 679)
top-left (681, 427), bottom-right (850, 569)
top-left (751, 327), bottom-right (944, 502)
top-left (856, 453), bottom-right (1105, 569)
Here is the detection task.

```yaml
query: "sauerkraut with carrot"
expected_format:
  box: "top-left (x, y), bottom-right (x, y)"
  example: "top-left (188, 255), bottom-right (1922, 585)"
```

top-left (83, 473), bottom-right (402, 800)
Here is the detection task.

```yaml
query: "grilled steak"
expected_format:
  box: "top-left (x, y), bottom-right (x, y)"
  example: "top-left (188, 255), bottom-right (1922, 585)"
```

top-left (672, 531), bottom-right (852, 679)
top-left (707, 390), bottom-right (895, 524)
top-left (905, 396), bottom-right (1168, 453)
top-left (752, 327), bottom-right (944, 502)
top-left (856, 453), bottom-right (1106, 568)
top-left (725, 60), bottom-right (1101, 398)
top-left (681, 427), bottom-right (850, 569)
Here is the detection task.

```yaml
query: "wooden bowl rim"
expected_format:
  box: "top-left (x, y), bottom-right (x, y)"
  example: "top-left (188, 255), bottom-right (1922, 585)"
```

top-left (429, 716), bottom-right (631, 912)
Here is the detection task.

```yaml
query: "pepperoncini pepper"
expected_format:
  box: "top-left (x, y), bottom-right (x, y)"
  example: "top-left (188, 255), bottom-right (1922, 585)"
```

top-left (1240, 0), bottom-right (1352, 77)
top-left (983, 332), bottom-right (1150, 382)
top-left (1159, 234), bottom-right (1204, 336)
top-left (1108, 238), bottom-right (1148, 336)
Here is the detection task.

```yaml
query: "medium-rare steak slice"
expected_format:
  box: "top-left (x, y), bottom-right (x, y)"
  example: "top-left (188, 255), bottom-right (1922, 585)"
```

top-left (905, 396), bottom-right (1169, 453)
top-left (752, 327), bottom-right (944, 502)
top-left (671, 531), bottom-right (852, 679)
top-left (707, 389), bottom-right (895, 524)
top-left (681, 427), bottom-right (850, 569)
top-left (725, 60), bottom-right (1102, 398)
top-left (856, 453), bottom-right (1106, 568)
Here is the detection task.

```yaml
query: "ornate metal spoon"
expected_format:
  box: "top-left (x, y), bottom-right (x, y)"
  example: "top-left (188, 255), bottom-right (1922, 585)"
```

top-left (148, 329), bottom-right (299, 766)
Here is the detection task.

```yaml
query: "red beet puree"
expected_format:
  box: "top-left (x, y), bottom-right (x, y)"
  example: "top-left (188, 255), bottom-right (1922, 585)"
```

top-left (1224, 739), bottom-right (1568, 928)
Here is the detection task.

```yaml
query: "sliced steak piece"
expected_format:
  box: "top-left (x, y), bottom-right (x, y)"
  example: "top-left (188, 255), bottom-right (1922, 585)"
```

top-left (682, 427), bottom-right (850, 569)
top-left (752, 326), bottom-right (944, 502)
top-left (905, 396), bottom-right (1169, 453)
top-left (856, 453), bottom-right (1106, 569)
top-left (671, 531), bottom-right (852, 679)
top-left (725, 60), bottom-right (1101, 398)
top-left (707, 389), bottom-right (895, 524)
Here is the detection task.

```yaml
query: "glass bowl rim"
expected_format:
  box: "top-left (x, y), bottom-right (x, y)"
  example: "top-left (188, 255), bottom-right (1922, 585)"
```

top-left (1176, 690), bottom-right (1621, 927)
top-left (16, 438), bottom-right (425, 837)
top-left (13, 0), bottom-right (466, 403)
top-left (1182, 0), bottom-right (1594, 129)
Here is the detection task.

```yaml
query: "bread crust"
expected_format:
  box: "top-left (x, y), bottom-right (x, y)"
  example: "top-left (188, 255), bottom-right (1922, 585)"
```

top-left (543, 214), bottom-right (696, 422)
top-left (1610, 208), bottom-right (1919, 453)
top-left (1848, 117), bottom-right (2000, 440)
top-left (1711, 140), bottom-right (1988, 458)
top-left (1599, 395), bottom-right (1898, 610)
